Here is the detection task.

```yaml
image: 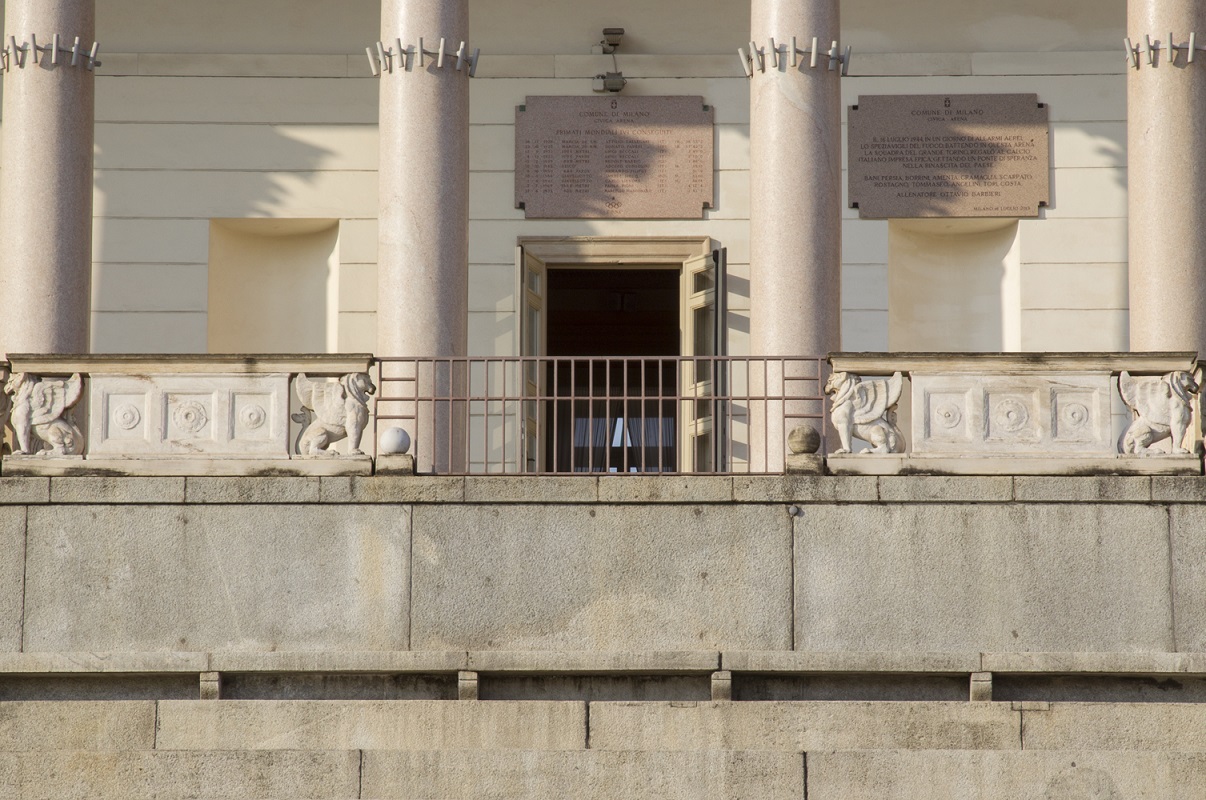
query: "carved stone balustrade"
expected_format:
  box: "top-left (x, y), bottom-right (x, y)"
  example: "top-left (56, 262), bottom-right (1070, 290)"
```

top-left (1, 354), bottom-right (373, 477)
top-left (827, 353), bottom-right (1202, 476)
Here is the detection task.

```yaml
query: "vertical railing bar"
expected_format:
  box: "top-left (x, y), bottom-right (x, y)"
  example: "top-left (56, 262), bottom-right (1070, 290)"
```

top-left (728, 359), bottom-right (735, 473)
top-left (509, 358), bottom-right (516, 473)
top-left (552, 357), bottom-right (559, 474)
top-left (640, 356), bottom-right (647, 473)
top-left (534, 356), bottom-right (541, 474)
top-left (659, 357), bottom-right (666, 474)
top-left (621, 357), bottom-right (629, 475)
top-left (444, 358), bottom-right (452, 474)
top-left (483, 359), bottom-right (490, 474)
top-left (762, 357), bottom-right (769, 474)
top-left (602, 356), bottom-right (607, 474)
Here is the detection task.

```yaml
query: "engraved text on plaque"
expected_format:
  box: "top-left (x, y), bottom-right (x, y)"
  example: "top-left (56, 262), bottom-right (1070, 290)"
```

top-left (515, 96), bottom-right (714, 219)
top-left (848, 94), bottom-right (1049, 219)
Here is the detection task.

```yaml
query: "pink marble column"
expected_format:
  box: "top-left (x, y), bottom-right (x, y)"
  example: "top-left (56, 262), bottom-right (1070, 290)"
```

top-left (377, 0), bottom-right (470, 472)
top-left (0, 0), bottom-right (95, 356)
top-left (1128, 0), bottom-right (1206, 352)
top-left (749, 0), bottom-right (842, 358)
top-left (377, 0), bottom-right (469, 359)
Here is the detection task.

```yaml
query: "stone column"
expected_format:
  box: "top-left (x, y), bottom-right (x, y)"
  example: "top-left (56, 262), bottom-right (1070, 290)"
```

top-left (377, 0), bottom-right (469, 359)
top-left (377, 0), bottom-right (470, 472)
top-left (0, 0), bottom-right (96, 356)
top-left (749, 0), bottom-right (842, 358)
top-left (1128, 0), bottom-right (1206, 352)
top-left (748, 0), bottom-right (842, 467)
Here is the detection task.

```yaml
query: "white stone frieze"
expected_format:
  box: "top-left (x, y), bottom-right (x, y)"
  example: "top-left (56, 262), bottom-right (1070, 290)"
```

top-left (88, 373), bottom-right (290, 457)
top-left (912, 374), bottom-right (1112, 455)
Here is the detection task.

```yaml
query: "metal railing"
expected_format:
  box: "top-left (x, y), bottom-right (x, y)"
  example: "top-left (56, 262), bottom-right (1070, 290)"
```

top-left (374, 356), bottom-right (827, 475)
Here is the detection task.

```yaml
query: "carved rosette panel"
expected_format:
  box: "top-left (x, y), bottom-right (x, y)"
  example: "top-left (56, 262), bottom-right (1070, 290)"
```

top-left (88, 373), bottom-right (291, 457)
top-left (231, 393), bottom-right (274, 441)
top-left (924, 391), bottom-right (971, 442)
top-left (986, 392), bottom-right (1039, 443)
top-left (166, 395), bottom-right (212, 440)
top-left (1051, 390), bottom-right (1098, 443)
top-left (911, 374), bottom-right (1112, 455)
top-left (105, 393), bottom-right (148, 441)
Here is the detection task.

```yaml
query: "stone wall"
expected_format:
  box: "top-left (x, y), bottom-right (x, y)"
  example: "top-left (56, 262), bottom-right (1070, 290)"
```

top-left (1, 474), bottom-right (1205, 794)
top-left (3, 474), bottom-right (1202, 656)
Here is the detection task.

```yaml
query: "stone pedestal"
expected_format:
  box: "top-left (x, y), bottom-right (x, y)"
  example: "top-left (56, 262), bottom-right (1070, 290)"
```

top-left (0, 0), bottom-right (96, 356)
top-left (1128, 0), bottom-right (1206, 352)
top-left (748, 0), bottom-right (842, 358)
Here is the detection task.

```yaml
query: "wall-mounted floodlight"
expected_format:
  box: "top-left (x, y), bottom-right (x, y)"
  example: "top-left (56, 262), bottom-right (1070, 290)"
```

top-left (601, 28), bottom-right (624, 53)
top-left (594, 71), bottom-right (627, 92)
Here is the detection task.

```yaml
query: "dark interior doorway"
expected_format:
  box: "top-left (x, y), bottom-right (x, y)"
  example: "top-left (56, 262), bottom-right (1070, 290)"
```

top-left (545, 268), bottom-right (679, 472)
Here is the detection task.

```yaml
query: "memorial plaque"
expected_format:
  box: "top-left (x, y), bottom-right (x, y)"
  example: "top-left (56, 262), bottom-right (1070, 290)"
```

top-left (848, 94), bottom-right (1049, 219)
top-left (515, 95), bottom-right (714, 219)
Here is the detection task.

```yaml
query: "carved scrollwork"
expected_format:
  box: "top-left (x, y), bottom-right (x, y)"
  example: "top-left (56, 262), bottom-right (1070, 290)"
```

top-left (824, 371), bottom-right (905, 455)
top-left (4, 372), bottom-right (85, 456)
top-left (294, 372), bottom-right (376, 456)
top-left (1118, 369), bottom-right (1202, 455)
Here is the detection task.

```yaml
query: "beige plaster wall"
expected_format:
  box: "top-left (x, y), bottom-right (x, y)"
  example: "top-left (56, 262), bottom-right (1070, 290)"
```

top-left (0, 1), bottom-right (1129, 354)
top-left (207, 219), bottom-right (340, 354)
top-left (79, 0), bottom-right (1125, 56)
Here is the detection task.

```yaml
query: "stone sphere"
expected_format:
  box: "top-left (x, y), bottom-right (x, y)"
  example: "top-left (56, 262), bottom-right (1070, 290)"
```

top-left (787, 424), bottom-right (821, 455)
top-left (379, 427), bottom-right (412, 455)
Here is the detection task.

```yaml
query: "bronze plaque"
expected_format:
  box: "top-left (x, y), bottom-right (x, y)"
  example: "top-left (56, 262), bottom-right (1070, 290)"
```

top-left (515, 96), bottom-right (714, 219)
top-left (848, 94), bottom-right (1049, 219)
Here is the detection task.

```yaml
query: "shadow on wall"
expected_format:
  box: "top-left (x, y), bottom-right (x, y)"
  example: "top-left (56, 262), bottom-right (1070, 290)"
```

top-left (91, 105), bottom-right (342, 354)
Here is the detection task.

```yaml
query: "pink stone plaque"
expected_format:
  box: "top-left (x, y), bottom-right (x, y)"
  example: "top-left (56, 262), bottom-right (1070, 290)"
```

top-left (515, 96), bottom-right (714, 219)
top-left (848, 94), bottom-right (1050, 219)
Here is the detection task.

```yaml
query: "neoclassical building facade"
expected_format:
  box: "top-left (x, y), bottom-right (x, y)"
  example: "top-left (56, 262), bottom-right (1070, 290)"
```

top-left (1, 0), bottom-right (1206, 797)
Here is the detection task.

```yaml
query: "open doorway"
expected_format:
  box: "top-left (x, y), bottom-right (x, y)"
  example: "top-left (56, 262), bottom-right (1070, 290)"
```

top-left (545, 267), bottom-right (679, 472)
top-left (518, 237), bottom-right (722, 473)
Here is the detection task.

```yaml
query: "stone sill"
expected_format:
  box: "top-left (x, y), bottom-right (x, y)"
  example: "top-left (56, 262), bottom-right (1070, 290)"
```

top-left (2, 650), bottom-right (1205, 679)
top-left (5, 474), bottom-right (1206, 504)
top-left (827, 455), bottom-right (1202, 477)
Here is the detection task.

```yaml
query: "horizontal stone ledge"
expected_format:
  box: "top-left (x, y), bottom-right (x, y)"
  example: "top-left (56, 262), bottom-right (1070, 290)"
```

top-left (8, 650), bottom-right (1206, 680)
top-left (830, 351), bottom-right (1198, 375)
top-left (829, 456), bottom-right (1201, 478)
top-left (982, 651), bottom-right (1206, 675)
top-left (3, 474), bottom-right (1206, 504)
top-left (6, 353), bottom-right (374, 375)
top-left (0, 652), bottom-right (210, 674)
top-left (4, 458), bottom-right (373, 479)
top-left (723, 651), bottom-right (981, 674)
top-left (468, 651), bottom-right (721, 674)
top-left (207, 651), bottom-right (468, 674)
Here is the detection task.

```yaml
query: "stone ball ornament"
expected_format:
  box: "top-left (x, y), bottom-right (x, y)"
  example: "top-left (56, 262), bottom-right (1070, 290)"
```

top-left (379, 426), bottom-right (412, 455)
top-left (787, 424), bottom-right (821, 455)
